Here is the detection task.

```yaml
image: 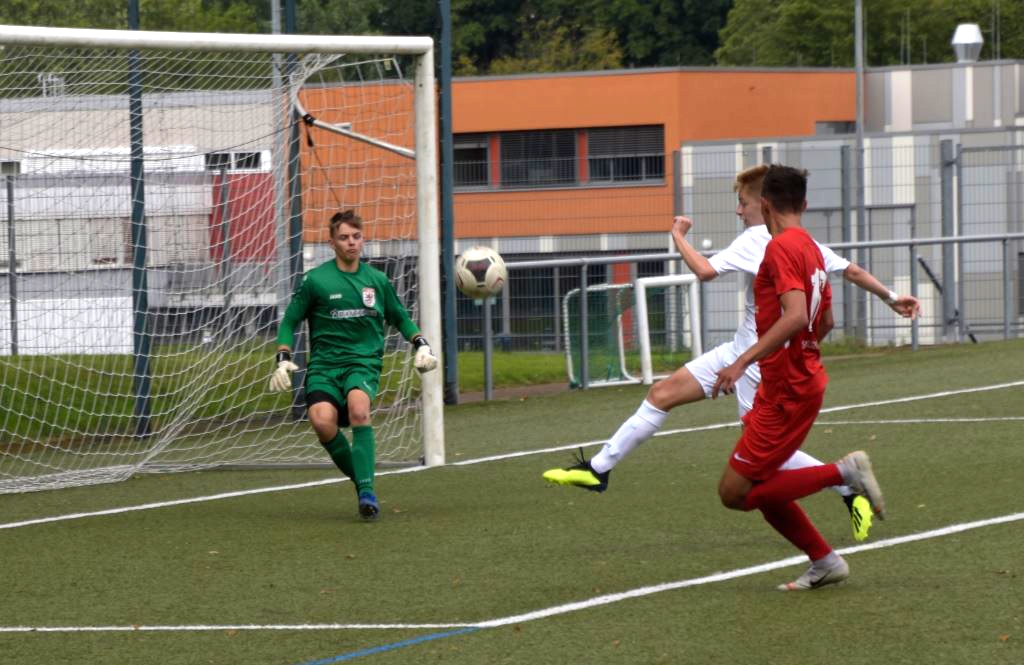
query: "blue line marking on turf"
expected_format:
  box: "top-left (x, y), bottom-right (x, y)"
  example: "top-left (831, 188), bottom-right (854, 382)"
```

top-left (295, 627), bottom-right (481, 664)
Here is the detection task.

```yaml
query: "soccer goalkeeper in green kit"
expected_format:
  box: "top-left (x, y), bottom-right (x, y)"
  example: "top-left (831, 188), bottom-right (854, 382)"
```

top-left (270, 209), bottom-right (438, 520)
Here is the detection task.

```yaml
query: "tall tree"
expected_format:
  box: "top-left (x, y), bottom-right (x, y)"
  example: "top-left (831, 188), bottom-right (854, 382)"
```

top-left (487, 16), bottom-right (623, 74)
top-left (594, 0), bottom-right (732, 66)
top-left (0, 0), bottom-right (260, 32)
top-left (716, 0), bottom-right (1024, 67)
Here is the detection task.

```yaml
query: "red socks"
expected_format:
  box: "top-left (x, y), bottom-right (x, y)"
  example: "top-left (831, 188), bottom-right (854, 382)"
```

top-left (742, 464), bottom-right (843, 511)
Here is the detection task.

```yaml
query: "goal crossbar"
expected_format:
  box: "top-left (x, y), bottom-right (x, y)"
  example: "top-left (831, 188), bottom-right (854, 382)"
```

top-left (0, 24), bottom-right (433, 55)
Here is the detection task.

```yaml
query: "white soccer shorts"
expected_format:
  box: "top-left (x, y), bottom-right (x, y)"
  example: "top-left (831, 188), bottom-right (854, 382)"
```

top-left (684, 341), bottom-right (761, 417)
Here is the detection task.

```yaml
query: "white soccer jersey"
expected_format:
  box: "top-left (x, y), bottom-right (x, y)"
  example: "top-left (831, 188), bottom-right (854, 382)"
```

top-left (707, 224), bottom-right (850, 353)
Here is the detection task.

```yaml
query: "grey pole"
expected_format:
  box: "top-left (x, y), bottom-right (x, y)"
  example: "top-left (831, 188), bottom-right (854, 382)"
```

top-left (128, 0), bottom-right (151, 438)
top-left (671, 149), bottom-right (683, 353)
top-left (217, 169), bottom-right (232, 337)
top-left (854, 0), bottom-right (867, 342)
top-left (940, 139), bottom-right (956, 341)
top-left (1003, 239), bottom-right (1012, 339)
top-left (483, 298), bottom-right (493, 400)
top-left (500, 280), bottom-right (511, 343)
top-left (284, 0), bottom-right (307, 419)
top-left (909, 244), bottom-right (919, 350)
top-left (840, 145), bottom-right (854, 338)
top-left (955, 143), bottom-right (965, 341)
top-left (552, 266), bottom-right (561, 352)
top-left (5, 174), bottom-right (16, 356)
top-left (439, 0), bottom-right (460, 405)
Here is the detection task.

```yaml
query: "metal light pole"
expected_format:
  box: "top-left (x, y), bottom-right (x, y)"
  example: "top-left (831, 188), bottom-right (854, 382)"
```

top-left (854, 0), bottom-right (867, 340)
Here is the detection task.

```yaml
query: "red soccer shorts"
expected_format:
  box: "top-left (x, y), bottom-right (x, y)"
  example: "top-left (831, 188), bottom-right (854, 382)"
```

top-left (729, 389), bottom-right (825, 481)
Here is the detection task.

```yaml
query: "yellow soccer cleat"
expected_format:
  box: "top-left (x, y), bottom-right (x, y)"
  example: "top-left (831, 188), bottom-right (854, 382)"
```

top-left (848, 495), bottom-right (874, 542)
top-left (542, 448), bottom-right (609, 493)
top-left (837, 450), bottom-right (886, 520)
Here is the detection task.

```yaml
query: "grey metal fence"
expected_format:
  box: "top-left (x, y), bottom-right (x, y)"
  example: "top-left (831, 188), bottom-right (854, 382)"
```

top-left (474, 231), bottom-right (1024, 393)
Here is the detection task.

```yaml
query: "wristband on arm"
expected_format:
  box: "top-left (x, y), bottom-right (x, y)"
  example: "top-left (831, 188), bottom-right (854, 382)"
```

top-left (412, 336), bottom-right (430, 349)
top-left (883, 290), bottom-right (898, 306)
top-left (276, 350), bottom-right (292, 364)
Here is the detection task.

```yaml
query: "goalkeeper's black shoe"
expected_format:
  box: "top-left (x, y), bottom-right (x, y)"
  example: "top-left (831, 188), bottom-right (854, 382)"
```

top-left (542, 448), bottom-right (609, 493)
top-left (358, 491), bottom-right (380, 521)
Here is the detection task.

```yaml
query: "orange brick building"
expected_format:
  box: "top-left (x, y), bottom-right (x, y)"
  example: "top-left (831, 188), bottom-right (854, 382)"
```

top-left (449, 68), bottom-right (855, 242)
top-left (298, 67), bottom-right (856, 250)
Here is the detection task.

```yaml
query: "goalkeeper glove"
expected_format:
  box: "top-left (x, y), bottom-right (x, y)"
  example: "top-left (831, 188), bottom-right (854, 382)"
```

top-left (412, 337), bottom-right (438, 373)
top-left (269, 350), bottom-right (299, 392)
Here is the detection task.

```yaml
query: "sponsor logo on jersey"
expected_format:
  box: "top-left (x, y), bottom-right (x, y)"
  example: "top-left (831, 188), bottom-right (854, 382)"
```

top-left (329, 293), bottom-right (342, 300)
top-left (362, 287), bottom-right (376, 307)
top-left (330, 308), bottom-right (372, 319)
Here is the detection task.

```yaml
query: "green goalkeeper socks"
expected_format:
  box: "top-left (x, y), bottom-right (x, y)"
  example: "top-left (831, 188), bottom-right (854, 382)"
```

top-left (321, 430), bottom-right (355, 480)
top-left (351, 425), bottom-right (376, 495)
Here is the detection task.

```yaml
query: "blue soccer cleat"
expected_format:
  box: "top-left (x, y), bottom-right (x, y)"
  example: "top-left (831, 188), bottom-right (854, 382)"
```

top-left (358, 491), bottom-right (380, 521)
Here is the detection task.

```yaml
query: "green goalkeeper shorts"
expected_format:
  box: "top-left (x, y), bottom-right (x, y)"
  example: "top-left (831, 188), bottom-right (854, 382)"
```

top-left (305, 364), bottom-right (381, 406)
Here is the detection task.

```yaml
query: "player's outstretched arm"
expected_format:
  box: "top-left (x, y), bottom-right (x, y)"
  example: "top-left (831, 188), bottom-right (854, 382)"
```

top-left (671, 216), bottom-right (717, 281)
top-left (842, 262), bottom-right (921, 319)
top-left (269, 347), bottom-right (300, 392)
top-left (412, 336), bottom-right (438, 373)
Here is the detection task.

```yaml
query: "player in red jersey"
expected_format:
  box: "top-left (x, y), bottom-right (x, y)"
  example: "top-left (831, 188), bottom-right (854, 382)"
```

top-left (712, 165), bottom-right (886, 591)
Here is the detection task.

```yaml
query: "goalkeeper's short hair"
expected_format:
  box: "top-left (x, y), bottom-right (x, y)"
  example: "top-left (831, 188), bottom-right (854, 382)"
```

top-left (330, 209), bottom-right (363, 236)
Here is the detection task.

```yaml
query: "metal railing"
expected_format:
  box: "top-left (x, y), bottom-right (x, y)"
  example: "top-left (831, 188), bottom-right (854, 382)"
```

top-left (462, 231), bottom-right (1024, 399)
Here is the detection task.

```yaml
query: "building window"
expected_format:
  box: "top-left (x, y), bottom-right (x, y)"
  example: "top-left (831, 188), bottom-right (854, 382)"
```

top-left (452, 125), bottom-right (665, 190)
top-left (587, 125), bottom-right (664, 184)
top-left (815, 121), bottom-right (855, 135)
top-left (205, 151), bottom-right (265, 172)
top-left (234, 151), bottom-right (261, 170)
top-left (500, 129), bottom-right (576, 188)
top-left (453, 133), bottom-right (489, 187)
top-left (205, 152), bottom-right (233, 171)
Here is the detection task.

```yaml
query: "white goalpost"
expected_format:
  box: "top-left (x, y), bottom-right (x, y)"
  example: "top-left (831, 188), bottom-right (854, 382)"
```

top-left (634, 274), bottom-right (701, 385)
top-left (0, 25), bottom-right (443, 492)
top-left (562, 273), bottom-right (701, 388)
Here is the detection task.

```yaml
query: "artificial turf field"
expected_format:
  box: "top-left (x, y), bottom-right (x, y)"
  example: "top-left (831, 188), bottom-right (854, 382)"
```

top-left (1, 339), bottom-right (1022, 664)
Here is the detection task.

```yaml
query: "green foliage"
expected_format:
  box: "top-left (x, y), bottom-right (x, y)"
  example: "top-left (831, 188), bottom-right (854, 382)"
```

top-left (0, 0), bottom-right (732, 74)
top-left (716, 0), bottom-right (1024, 67)
top-left (487, 17), bottom-right (623, 75)
top-left (0, 0), bottom-right (260, 32)
top-left (593, 0), bottom-right (732, 66)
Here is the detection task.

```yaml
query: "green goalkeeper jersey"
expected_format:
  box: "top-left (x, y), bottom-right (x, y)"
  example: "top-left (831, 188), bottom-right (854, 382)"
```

top-left (277, 259), bottom-right (421, 370)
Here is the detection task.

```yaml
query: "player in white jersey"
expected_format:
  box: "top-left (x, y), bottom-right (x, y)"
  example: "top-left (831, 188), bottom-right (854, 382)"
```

top-left (544, 164), bottom-right (920, 541)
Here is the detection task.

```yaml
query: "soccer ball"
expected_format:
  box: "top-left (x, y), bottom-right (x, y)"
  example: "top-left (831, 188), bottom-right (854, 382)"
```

top-left (454, 246), bottom-right (507, 299)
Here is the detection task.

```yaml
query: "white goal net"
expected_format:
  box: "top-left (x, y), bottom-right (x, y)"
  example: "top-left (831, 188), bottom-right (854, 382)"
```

top-left (0, 26), bottom-right (443, 492)
top-left (563, 274), bottom-right (701, 387)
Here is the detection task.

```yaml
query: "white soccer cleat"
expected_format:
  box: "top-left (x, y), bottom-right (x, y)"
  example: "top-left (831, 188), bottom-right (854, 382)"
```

top-left (837, 450), bottom-right (886, 520)
top-left (778, 555), bottom-right (850, 591)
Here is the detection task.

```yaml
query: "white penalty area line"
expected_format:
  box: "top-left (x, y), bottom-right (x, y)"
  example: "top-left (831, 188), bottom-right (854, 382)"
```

top-left (2, 380), bottom-right (1021, 533)
top-left (2, 510), bottom-right (1022, 635)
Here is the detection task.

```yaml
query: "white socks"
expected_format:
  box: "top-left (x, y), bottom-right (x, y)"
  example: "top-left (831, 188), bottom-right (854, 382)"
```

top-left (591, 400), bottom-right (668, 474)
top-left (779, 449), bottom-right (852, 497)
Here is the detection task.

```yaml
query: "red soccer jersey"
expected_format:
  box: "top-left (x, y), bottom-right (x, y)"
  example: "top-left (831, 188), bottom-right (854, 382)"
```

top-left (753, 226), bottom-right (831, 398)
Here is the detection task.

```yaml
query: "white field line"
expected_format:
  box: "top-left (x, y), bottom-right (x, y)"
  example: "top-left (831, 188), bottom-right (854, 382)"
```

top-left (2, 380), bottom-right (1022, 532)
top-left (817, 417), bottom-right (1024, 425)
top-left (1, 510), bottom-right (1022, 635)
